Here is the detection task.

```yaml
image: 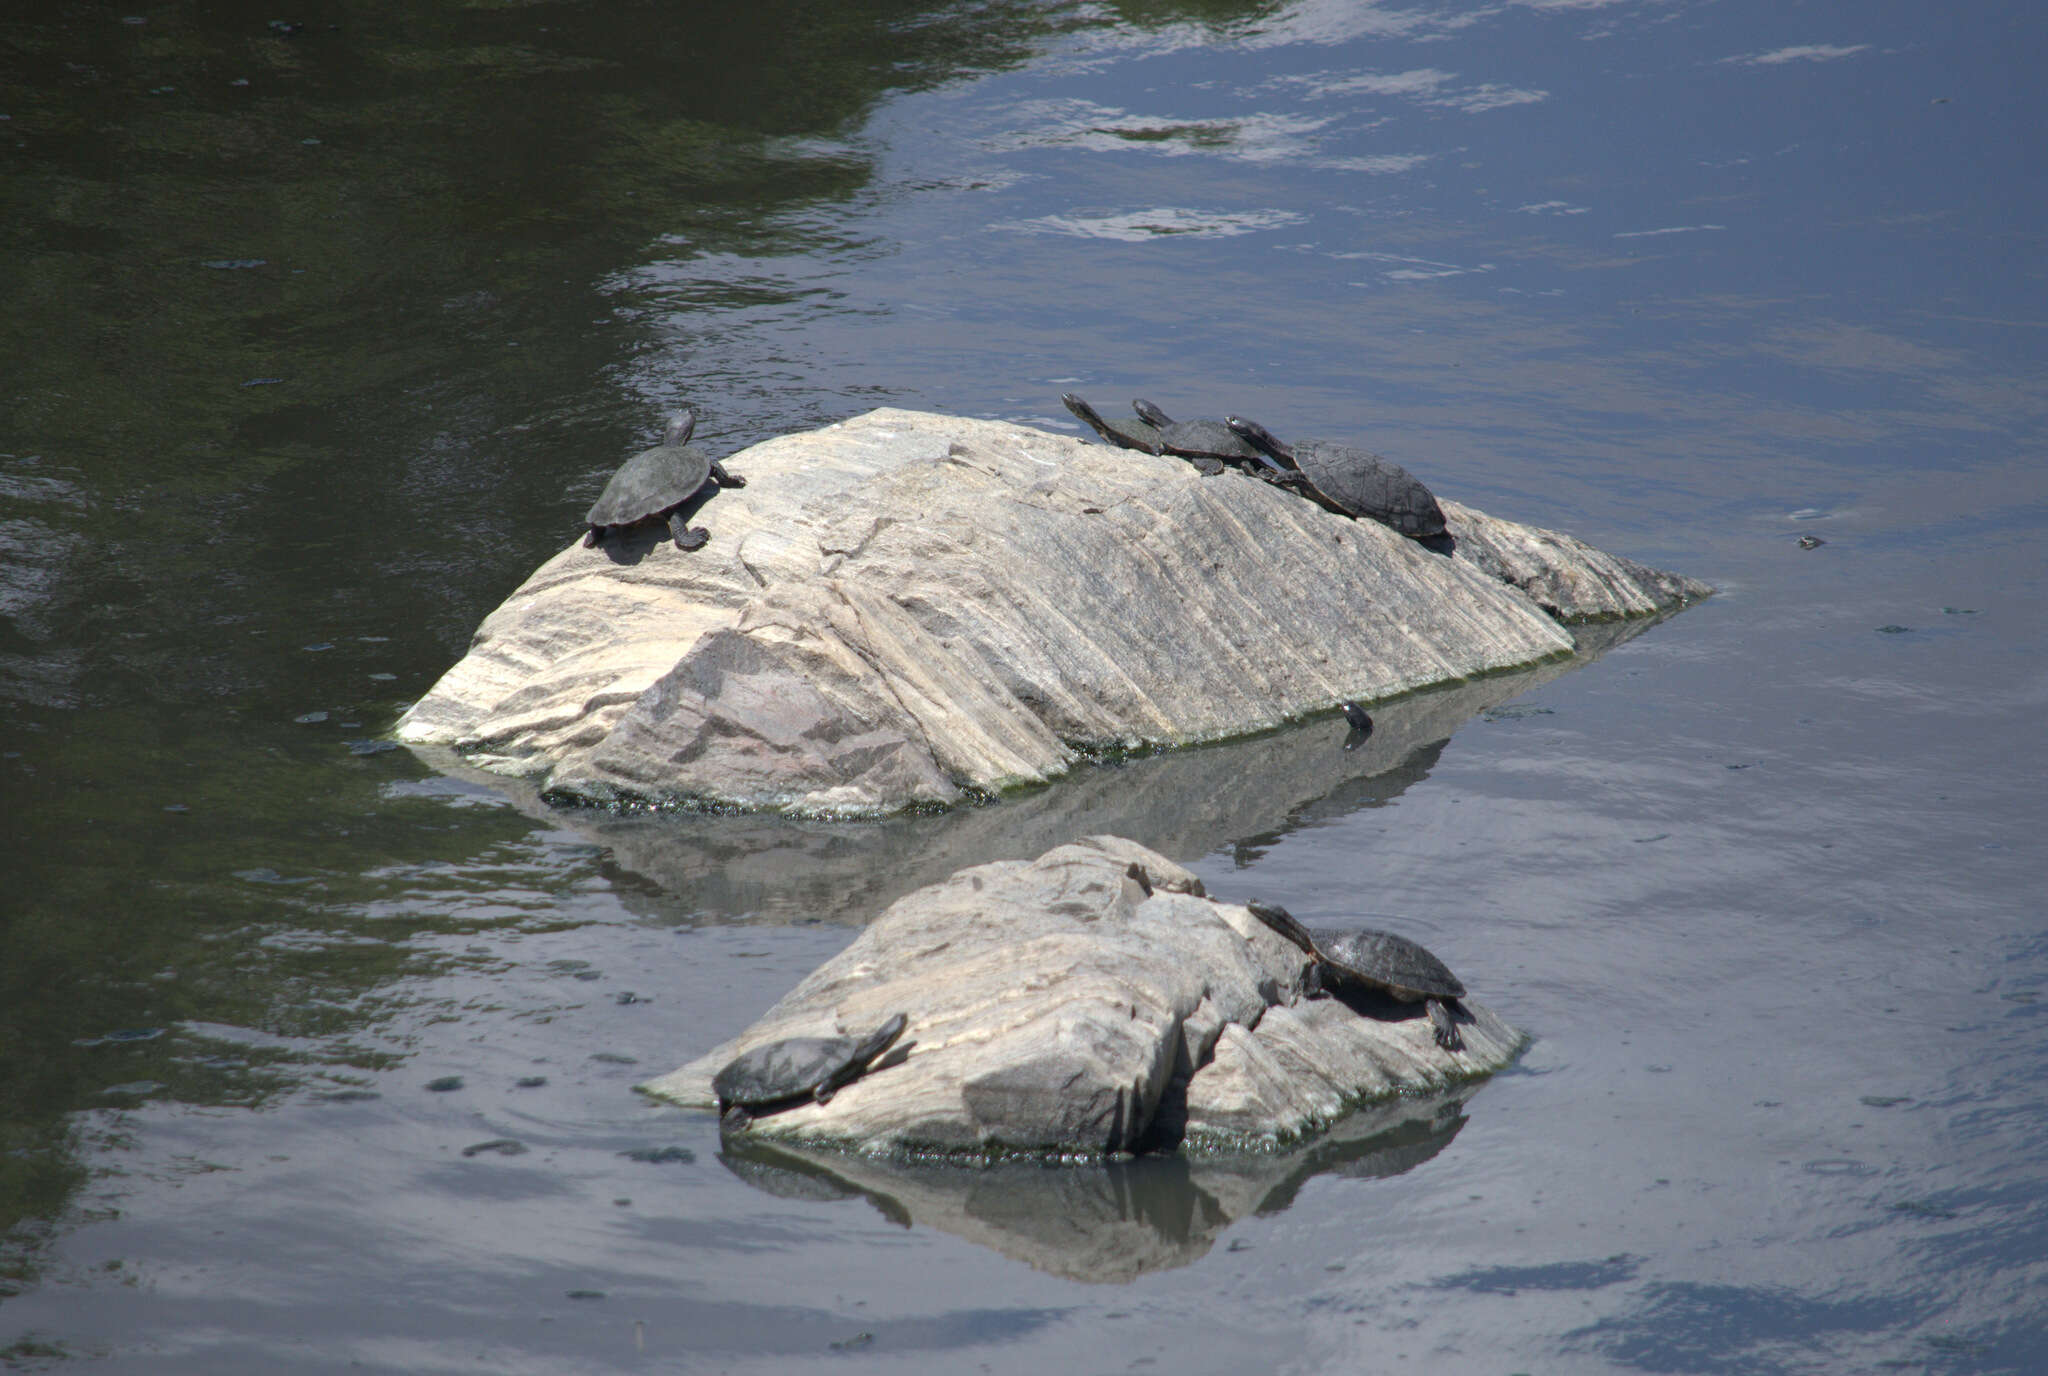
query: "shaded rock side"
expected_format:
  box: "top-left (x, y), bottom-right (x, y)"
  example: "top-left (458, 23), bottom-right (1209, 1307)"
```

top-left (639, 836), bottom-right (1525, 1156)
top-left (397, 408), bottom-right (1711, 815)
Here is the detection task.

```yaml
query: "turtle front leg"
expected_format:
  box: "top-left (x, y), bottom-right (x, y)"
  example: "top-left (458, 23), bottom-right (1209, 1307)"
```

top-left (669, 514), bottom-right (710, 550)
top-left (583, 525), bottom-right (604, 548)
top-left (1190, 457), bottom-right (1228, 477)
top-left (1427, 999), bottom-right (1463, 1051)
top-left (710, 462), bottom-right (746, 489)
top-left (719, 1103), bottom-right (754, 1132)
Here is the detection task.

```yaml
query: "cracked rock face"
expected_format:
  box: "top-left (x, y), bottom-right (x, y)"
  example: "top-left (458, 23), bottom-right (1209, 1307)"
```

top-left (639, 836), bottom-right (1526, 1156)
top-left (397, 408), bottom-right (1709, 815)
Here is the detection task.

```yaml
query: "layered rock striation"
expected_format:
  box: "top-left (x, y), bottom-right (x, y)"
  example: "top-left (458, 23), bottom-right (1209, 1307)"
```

top-left (397, 408), bottom-right (1709, 814)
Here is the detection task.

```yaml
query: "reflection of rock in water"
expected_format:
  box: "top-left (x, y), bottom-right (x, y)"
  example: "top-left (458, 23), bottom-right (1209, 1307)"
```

top-left (714, 1086), bottom-right (1476, 1283)
top-left (406, 614), bottom-right (1678, 928)
top-left (1245, 1093), bottom-right (1470, 1217)
top-left (718, 1143), bottom-right (911, 1227)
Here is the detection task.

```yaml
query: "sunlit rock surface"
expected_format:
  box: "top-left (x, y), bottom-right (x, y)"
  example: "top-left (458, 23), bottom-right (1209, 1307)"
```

top-left (396, 408), bottom-right (1709, 815)
top-left (638, 836), bottom-right (1525, 1156)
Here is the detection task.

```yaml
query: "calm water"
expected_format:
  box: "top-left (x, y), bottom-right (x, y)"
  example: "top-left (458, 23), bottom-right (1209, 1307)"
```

top-left (4, 0), bottom-right (2045, 1371)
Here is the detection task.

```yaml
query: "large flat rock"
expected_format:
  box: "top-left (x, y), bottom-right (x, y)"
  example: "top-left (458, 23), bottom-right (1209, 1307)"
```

top-left (397, 408), bottom-right (1709, 815)
top-left (639, 836), bottom-right (1525, 1157)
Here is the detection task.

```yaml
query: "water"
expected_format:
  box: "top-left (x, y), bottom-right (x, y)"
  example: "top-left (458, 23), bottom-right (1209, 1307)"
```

top-left (4, 0), bottom-right (2045, 1370)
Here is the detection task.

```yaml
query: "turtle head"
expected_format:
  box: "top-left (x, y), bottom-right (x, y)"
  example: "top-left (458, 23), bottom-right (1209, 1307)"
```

top-left (1130, 398), bottom-right (1171, 428)
top-left (1225, 415), bottom-right (1294, 468)
top-left (1061, 393), bottom-right (1104, 427)
top-left (662, 408), bottom-right (696, 447)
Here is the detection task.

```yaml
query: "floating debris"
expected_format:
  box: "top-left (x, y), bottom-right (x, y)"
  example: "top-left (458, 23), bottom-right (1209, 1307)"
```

top-left (460, 1138), bottom-right (527, 1158)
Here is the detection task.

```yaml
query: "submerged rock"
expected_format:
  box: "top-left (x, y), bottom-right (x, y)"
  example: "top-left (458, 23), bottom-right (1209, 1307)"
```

top-left (396, 409), bottom-right (1709, 816)
top-left (638, 836), bottom-right (1525, 1157)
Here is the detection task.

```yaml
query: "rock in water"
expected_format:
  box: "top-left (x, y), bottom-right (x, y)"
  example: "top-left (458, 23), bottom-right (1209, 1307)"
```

top-left (397, 409), bottom-right (1710, 815)
top-left (638, 836), bottom-right (1526, 1156)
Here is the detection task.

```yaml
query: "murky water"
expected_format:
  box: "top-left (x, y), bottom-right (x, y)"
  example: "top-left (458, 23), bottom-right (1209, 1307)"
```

top-left (4, 1), bottom-right (2045, 1371)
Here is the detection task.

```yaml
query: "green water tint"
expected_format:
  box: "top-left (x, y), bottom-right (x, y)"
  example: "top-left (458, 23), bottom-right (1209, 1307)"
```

top-left (0, 1), bottom-right (1307, 1292)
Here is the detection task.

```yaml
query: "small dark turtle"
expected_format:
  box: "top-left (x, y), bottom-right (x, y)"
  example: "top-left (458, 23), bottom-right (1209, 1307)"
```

top-left (583, 408), bottom-right (746, 551)
top-left (1062, 393), bottom-right (1164, 455)
top-left (1224, 416), bottom-right (1446, 539)
top-left (1797, 535), bottom-right (1826, 550)
top-left (1129, 399), bottom-right (1285, 480)
top-left (1340, 701), bottom-right (1373, 733)
top-left (711, 1012), bottom-right (908, 1129)
top-left (1245, 900), bottom-right (1467, 1049)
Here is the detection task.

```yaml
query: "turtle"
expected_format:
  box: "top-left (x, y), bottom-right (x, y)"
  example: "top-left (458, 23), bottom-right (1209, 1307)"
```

top-left (1244, 899), bottom-right (1468, 1049)
top-left (1062, 393), bottom-right (1164, 455)
top-left (711, 1012), bottom-right (909, 1129)
top-left (1223, 416), bottom-right (1447, 539)
top-left (583, 408), bottom-right (746, 551)
top-left (1128, 398), bottom-right (1286, 480)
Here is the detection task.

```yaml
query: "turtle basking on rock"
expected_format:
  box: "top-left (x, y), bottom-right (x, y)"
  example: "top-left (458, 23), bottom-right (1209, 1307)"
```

top-left (1129, 399), bottom-right (1284, 479)
top-left (1245, 899), bottom-right (1468, 1049)
top-left (1062, 393), bottom-right (1164, 455)
top-left (711, 1012), bottom-right (909, 1130)
top-left (583, 408), bottom-right (746, 551)
top-left (1224, 416), bottom-right (1446, 539)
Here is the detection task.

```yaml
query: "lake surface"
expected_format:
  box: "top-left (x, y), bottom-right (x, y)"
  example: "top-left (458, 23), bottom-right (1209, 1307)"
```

top-left (3, 1), bottom-right (2045, 1371)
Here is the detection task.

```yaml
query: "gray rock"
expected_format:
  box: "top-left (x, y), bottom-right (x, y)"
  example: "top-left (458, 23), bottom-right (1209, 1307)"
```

top-left (396, 409), bottom-right (1709, 816)
top-left (402, 613), bottom-right (1670, 927)
top-left (638, 836), bottom-right (1524, 1156)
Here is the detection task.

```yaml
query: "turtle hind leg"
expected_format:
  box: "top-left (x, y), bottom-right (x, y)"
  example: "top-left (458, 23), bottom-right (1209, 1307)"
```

top-left (668, 514), bottom-right (710, 550)
top-left (719, 1103), bottom-right (753, 1132)
top-left (1427, 999), bottom-right (1463, 1051)
top-left (583, 525), bottom-right (604, 548)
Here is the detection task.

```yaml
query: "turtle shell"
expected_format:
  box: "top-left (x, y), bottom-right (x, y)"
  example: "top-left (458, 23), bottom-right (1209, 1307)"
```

top-left (1063, 393), bottom-right (1163, 455)
top-left (1313, 929), bottom-right (1464, 1001)
top-left (1291, 442), bottom-right (1447, 538)
top-left (711, 1013), bottom-right (907, 1111)
top-left (1130, 400), bottom-right (1265, 465)
top-left (586, 412), bottom-right (715, 528)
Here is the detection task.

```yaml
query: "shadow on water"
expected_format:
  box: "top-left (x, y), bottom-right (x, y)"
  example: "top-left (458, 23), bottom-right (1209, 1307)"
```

top-left (716, 1087), bottom-right (1473, 1283)
top-left (410, 614), bottom-right (1669, 925)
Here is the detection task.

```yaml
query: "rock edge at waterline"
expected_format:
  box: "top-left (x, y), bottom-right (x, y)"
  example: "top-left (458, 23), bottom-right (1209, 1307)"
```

top-left (639, 836), bottom-right (1526, 1157)
top-left (396, 408), bottom-right (1710, 815)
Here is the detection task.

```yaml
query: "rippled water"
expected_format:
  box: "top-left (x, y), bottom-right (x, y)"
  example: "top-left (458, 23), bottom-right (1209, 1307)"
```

top-left (3, 1), bottom-right (2044, 1371)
